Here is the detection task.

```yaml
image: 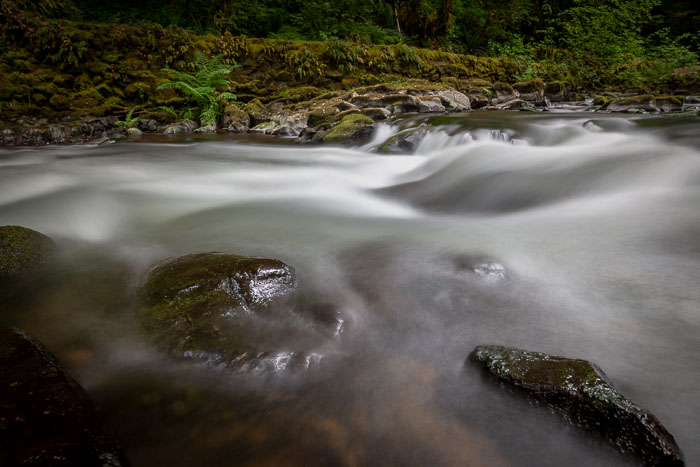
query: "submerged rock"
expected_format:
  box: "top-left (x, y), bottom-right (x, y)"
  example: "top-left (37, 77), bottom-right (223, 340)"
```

top-left (0, 225), bottom-right (55, 280)
top-left (0, 326), bottom-right (128, 466)
top-left (469, 345), bottom-right (684, 466)
top-left (139, 253), bottom-right (315, 372)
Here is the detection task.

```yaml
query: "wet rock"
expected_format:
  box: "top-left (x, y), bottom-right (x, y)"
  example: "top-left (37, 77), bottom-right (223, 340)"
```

top-left (684, 96), bottom-right (700, 104)
top-left (469, 345), bottom-right (684, 466)
top-left (377, 127), bottom-right (428, 154)
top-left (468, 94), bottom-right (489, 109)
top-left (139, 253), bottom-right (302, 370)
top-left (0, 225), bottom-right (55, 280)
top-left (488, 99), bottom-right (534, 111)
top-left (126, 127), bottom-right (143, 136)
top-left (321, 114), bottom-right (375, 146)
top-left (602, 94), bottom-right (683, 113)
top-left (136, 118), bottom-right (158, 132)
top-left (221, 105), bottom-right (250, 133)
top-left (163, 120), bottom-right (199, 135)
top-left (270, 112), bottom-right (308, 137)
top-left (0, 326), bottom-right (129, 466)
top-left (655, 96), bottom-right (683, 113)
top-left (243, 98), bottom-right (269, 126)
top-left (306, 97), bottom-right (356, 128)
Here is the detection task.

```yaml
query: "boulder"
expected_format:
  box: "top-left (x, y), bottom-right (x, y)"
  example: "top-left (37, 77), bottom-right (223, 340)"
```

top-left (491, 83), bottom-right (519, 104)
top-left (469, 345), bottom-right (684, 466)
top-left (604, 95), bottom-right (657, 112)
top-left (193, 123), bottom-right (217, 134)
top-left (270, 112), bottom-right (308, 137)
top-left (377, 127), bottom-right (428, 154)
top-left (544, 82), bottom-right (568, 102)
top-left (126, 127), bottom-right (143, 136)
top-left (418, 97), bottom-right (446, 113)
top-left (139, 253), bottom-right (303, 371)
top-left (250, 121), bottom-right (279, 134)
top-left (513, 80), bottom-right (546, 105)
top-left (0, 225), bottom-right (55, 280)
top-left (435, 90), bottom-right (471, 111)
top-left (321, 114), bottom-right (375, 146)
top-left (243, 98), bottom-right (268, 126)
top-left (163, 120), bottom-right (199, 135)
top-left (655, 96), bottom-right (683, 113)
top-left (221, 105), bottom-right (250, 133)
top-left (1, 326), bottom-right (128, 466)
top-left (306, 98), bottom-right (356, 128)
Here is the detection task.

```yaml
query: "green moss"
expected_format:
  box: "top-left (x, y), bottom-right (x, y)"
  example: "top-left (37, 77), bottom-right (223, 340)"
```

top-left (322, 114), bottom-right (374, 145)
top-left (0, 226), bottom-right (55, 279)
top-left (513, 79), bottom-right (544, 93)
top-left (593, 95), bottom-right (611, 106)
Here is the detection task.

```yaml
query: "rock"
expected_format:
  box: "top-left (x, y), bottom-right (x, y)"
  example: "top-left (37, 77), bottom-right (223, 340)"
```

top-left (544, 82), bottom-right (568, 102)
top-left (221, 105), bottom-right (250, 133)
top-left (684, 96), bottom-right (700, 104)
top-left (468, 94), bottom-right (489, 109)
top-left (418, 97), bottom-right (446, 113)
top-left (435, 90), bottom-right (471, 111)
top-left (0, 226), bottom-right (55, 280)
top-left (136, 118), bottom-right (158, 132)
top-left (513, 80), bottom-right (546, 105)
top-left (306, 98), bottom-right (356, 128)
top-left (193, 123), bottom-right (217, 134)
top-left (350, 93), bottom-right (420, 114)
top-left (655, 96), bottom-right (683, 113)
top-left (46, 125), bottom-right (68, 143)
top-left (491, 83), bottom-right (519, 104)
top-left (469, 345), bottom-right (684, 466)
top-left (488, 99), bottom-right (533, 111)
top-left (243, 98), bottom-right (268, 126)
top-left (126, 127), bottom-right (143, 136)
top-left (377, 127), bottom-right (428, 154)
top-left (140, 253), bottom-right (305, 371)
top-left (1, 326), bottom-right (129, 466)
top-left (604, 95), bottom-right (657, 112)
top-left (321, 114), bottom-right (375, 146)
top-left (163, 120), bottom-right (199, 135)
top-left (250, 121), bottom-right (279, 134)
top-left (270, 112), bottom-right (308, 137)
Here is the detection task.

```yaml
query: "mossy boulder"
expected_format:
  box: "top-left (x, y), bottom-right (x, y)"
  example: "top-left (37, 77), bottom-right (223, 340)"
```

top-left (139, 253), bottom-right (307, 371)
top-left (306, 97), bottom-right (356, 128)
top-left (321, 114), bottom-right (375, 146)
top-left (469, 345), bottom-right (684, 466)
top-left (0, 326), bottom-right (129, 466)
top-left (604, 94), bottom-right (657, 112)
top-left (243, 98), bottom-right (268, 126)
top-left (377, 127), bottom-right (428, 154)
top-left (513, 79), bottom-right (544, 94)
top-left (0, 226), bottom-right (55, 280)
top-left (221, 105), bottom-right (250, 133)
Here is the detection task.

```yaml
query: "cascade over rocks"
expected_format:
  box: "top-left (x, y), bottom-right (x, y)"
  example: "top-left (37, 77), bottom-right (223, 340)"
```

top-left (469, 345), bottom-right (684, 466)
top-left (0, 326), bottom-right (129, 466)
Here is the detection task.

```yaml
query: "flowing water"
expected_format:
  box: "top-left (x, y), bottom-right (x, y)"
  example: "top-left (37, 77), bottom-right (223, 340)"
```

top-left (1, 110), bottom-right (700, 466)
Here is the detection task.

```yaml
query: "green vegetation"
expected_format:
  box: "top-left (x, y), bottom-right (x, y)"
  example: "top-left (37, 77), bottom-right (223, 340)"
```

top-left (158, 52), bottom-right (238, 125)
top-left (0, 0), bottom-right (697, 125)
top-left (115, 109), bottom-right (139, 129)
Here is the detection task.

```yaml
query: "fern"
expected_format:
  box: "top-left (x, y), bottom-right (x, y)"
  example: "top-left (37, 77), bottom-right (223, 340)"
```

top-left (157, 51), bottom-right (239, 125)
top-left (115, 109), bottom-right (140, 129)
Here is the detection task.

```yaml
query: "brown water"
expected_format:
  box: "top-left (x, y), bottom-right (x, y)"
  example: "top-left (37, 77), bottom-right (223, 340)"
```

top-left (1, 111), bottom-right (699, 466)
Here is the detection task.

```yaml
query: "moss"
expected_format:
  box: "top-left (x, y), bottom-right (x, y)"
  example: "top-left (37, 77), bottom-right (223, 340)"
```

top-left (513, 79), bottom-right (544, 93)
top-left (593, 95), bottom-right (611, 106)
top-left (322, 114), bottom-right (374, 145)
top-left (545, 81), bottom-right (567, 94)
top-left (0, 226), bottom-right (55, 279)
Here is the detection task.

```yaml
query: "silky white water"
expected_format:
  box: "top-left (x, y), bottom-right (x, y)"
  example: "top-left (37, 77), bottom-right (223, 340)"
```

top-left (1, 111), bottom-right (699, 466)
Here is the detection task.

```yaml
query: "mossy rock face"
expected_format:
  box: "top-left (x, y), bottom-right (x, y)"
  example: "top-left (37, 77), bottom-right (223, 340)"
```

top-left (243, 98), bottom-right (269, 125)
top-left (593, 95), bottom-right (612, 106)
top-left (321, 114), bottom-right (375, 146)
top-left (0, 226), bottom-right (55, 280)
top-left (0, 326), bottom-right (129, 466)
top-left (604, 94), bottom-right (657, 112)
top-left (469, 345), bottom-right (684, 466)
top-left (140, 253), bottom-right (312, 371)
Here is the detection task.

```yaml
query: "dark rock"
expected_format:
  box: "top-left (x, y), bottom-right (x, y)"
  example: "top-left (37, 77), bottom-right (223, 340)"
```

top-left (321, 114), bottom-right (375, 146)
top-left (0, 225), bottom-right (55, 280)
top-left (544, 82), bottom-right (569, 102)
top-left (377, 127), bottom-right (428, 154)
top-left (243, 98), bottom-right (268, 126)
top-left (491, 83), bottom-right (519, 104)
top-left (469, 345), bottom-right (684, 466)
top-left (139, 253), bottom-right (307, 371)
top-left (468, 94), bottom-right (489, 109)
top-left (513, 80), bottom-right (547, 106)
top-left (604, 95), bottom-right (657, 112)
top-left (0, 326), bottom-right (129, 466)
top-left (221, 105), bottom-right (250, 133)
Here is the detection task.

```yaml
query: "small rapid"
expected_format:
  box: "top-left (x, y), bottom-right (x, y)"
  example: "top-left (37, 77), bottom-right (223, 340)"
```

top-left (1, 110), bottom-right (699, 467)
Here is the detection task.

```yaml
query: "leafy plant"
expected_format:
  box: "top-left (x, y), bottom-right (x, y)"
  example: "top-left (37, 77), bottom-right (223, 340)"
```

top-left (115, 109), bottom-right (139, 129)
top-left (157, 51), bottom-right (238, 125)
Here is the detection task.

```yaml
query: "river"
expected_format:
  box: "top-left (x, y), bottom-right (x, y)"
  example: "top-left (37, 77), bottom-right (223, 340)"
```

top-left (1, 110), bottom-right (699, 466)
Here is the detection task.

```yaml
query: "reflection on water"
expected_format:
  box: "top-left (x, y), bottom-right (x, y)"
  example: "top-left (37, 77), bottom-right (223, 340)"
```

top-left (1, 111), bottom-right (699, 466)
